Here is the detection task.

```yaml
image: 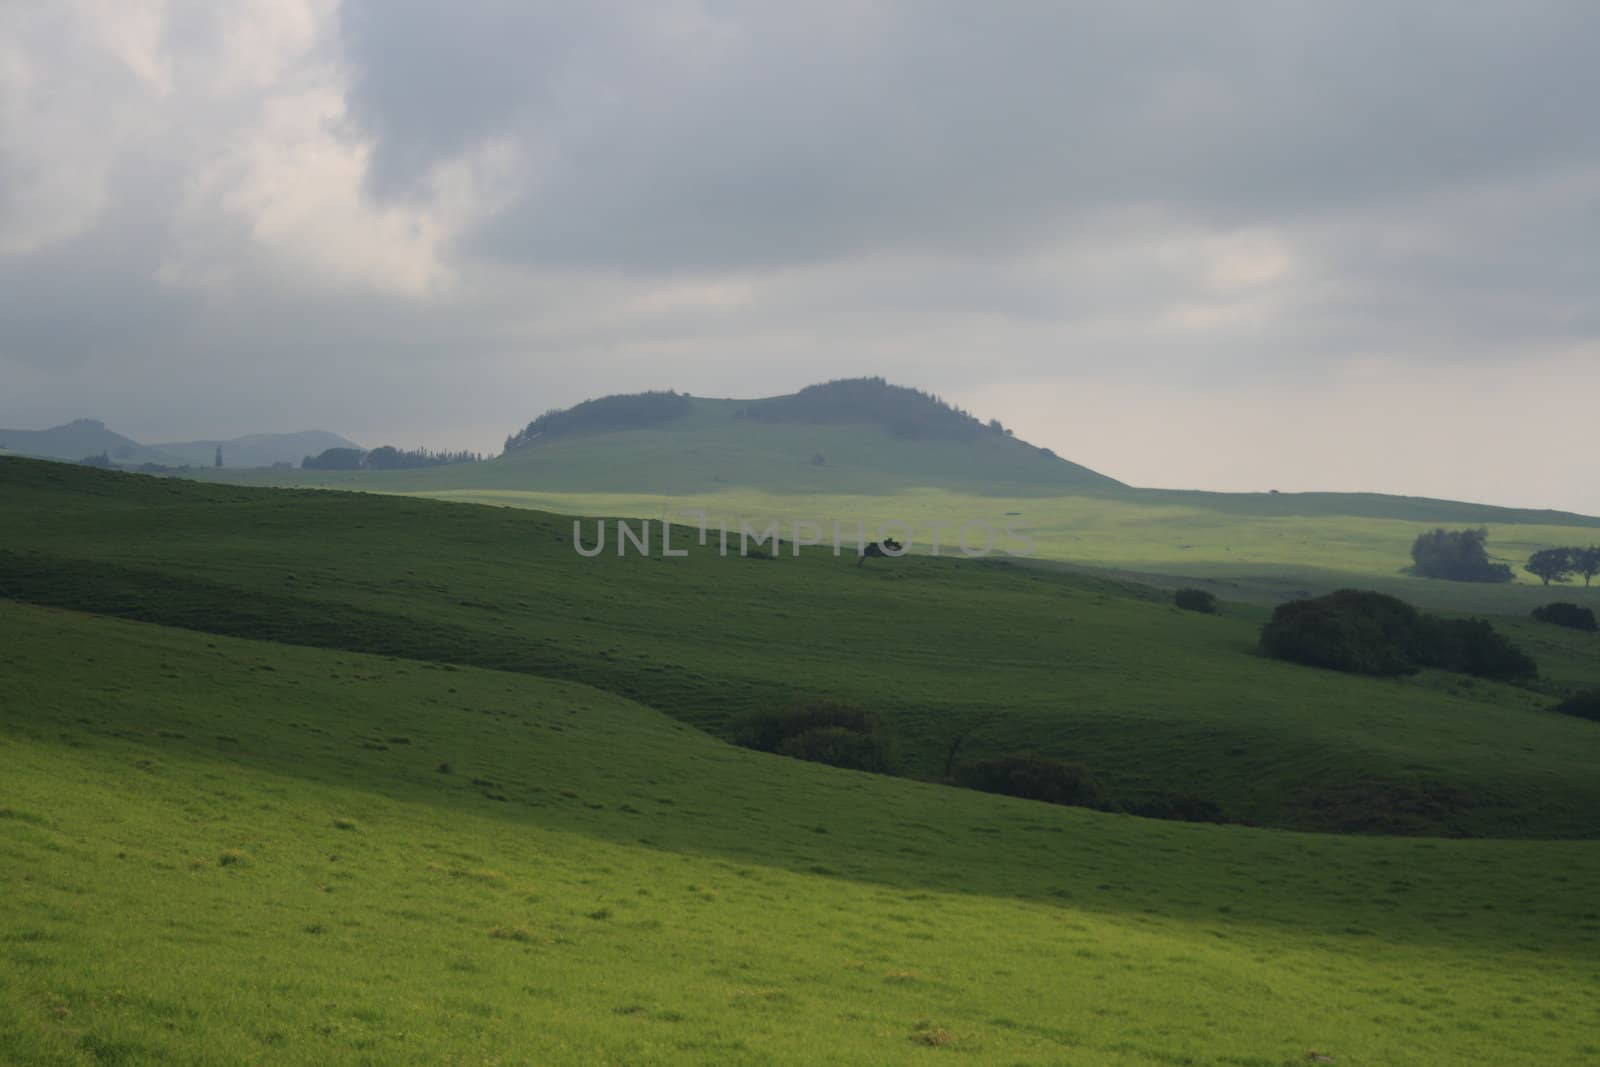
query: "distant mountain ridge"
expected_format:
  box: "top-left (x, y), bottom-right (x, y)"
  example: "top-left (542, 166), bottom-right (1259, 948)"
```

top-left (506, 378), bottom-right (1034, 450)
top-left (152, 431), bottom-right (361, 469)
top-left (494, 377), bottom-right (1122, 493)
top-left (0, 419), bottom-right (359, 469)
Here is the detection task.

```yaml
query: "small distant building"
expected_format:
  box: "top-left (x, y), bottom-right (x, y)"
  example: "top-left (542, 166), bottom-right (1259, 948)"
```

top-left (214, 445), bottom-right (223, 468)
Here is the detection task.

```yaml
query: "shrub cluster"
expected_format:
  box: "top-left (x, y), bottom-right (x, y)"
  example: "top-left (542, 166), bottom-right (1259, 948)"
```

top-left (734, 702), bottom-right (892, 772)
top-left (950, 753), bottom-right (1102, 809)
top-left (1260, 589), bottom-right (1536, 681)
top-left (1173, 588), bottom-right (1219, 614)
top-left (1125, 793), bottom-right (1228, 824)
top-left (1419, 617), bottom-right (1538, 680)
top-left (1552, 691), bottom-right (1600, 723)
top-left (302, 445), bottom-right (481, 470)
top-left (1531, 602), bottom-right (1599, 632)
top-left (1409, 527), bottom-right (1513, 583)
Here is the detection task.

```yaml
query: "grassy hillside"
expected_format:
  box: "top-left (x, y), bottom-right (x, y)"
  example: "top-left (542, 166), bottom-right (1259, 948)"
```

top-left (176, 379), bottom-right (1599, 614)
top-left (4, 600), bottom-right (1599, 1065)
top-left (5, 456), bottom-right (1600, 839)
top-left (0, 419), bottom-right (186, 467)
top-left (272, 481), bottom-right (1599, 613)
top-left (205, 380), bottom-right (1121, 495)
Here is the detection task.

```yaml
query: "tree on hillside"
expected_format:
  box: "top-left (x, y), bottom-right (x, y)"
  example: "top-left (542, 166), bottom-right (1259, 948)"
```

top-left (1573, 546), bottom-right (1600, 588)
top-left (504, 390), bottom-right (691, 451)
top-left (1409, 527), bottom-right (1513, 583)
top-left (1525, 547), bottom-right (1574, 586)
top-left (740, 377), bottom-right (988, 442)
top-left (302, 447), bottom-right (366, 470)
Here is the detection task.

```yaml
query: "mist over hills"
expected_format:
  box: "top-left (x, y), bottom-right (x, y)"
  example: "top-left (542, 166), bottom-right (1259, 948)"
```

top-left (9, 377), bottom-right (1599, 527)
top-left (151, 430), bottom-right (361, 469)
top-left (0, 419), bottom-right (358, 469)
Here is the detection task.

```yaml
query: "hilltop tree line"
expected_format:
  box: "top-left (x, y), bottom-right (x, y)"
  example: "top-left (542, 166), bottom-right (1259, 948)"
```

top-left (301, 446), bottom-right (483, 471)
top-left (1410, 527), bottom-right (1600, 587)
top-left (496, 378), bottom-right (1042, 457)
top-left (737, 376), bottom-right (1014, 443)
top-left (504, 390), bottom-right (691, 451)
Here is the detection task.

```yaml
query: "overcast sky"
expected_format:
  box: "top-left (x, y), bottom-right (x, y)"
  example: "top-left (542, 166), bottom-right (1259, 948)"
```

top-left (2, 1), bottom-right (1597, 512)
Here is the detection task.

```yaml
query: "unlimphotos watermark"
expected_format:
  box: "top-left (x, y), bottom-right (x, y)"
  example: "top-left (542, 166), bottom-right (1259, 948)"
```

top-left (572, 511), bottom-right (1033, 559)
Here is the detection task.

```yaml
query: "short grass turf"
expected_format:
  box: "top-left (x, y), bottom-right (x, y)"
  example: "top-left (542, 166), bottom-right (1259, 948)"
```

top-left (3, 601), bottom-right (1599, 1066)
top-left (5, 456), bottom-right (1600, 838)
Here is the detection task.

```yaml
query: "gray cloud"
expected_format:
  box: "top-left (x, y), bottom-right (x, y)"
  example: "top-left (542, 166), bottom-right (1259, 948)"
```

top-left (341, 3), bottom-right (1600, 268)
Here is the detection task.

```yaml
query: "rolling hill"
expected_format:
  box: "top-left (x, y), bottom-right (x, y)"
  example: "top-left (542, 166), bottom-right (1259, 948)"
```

top-left (3, 455), bottom-right (1600, 1064)
top-left (0, 418), bottom-right (358, 469)
top-left (5, 454), bottom-right (1600, 838)
top-left (152, 429), bottom-right (361, 469)
top-left (202, 379), bottom-right (1122, 495)
top-left (185, 378), bottom-right (1600, 614)
top-left (0, 418), bottom-right (186, 467)
top-left (3, 600), bottom-right (1598, 1065)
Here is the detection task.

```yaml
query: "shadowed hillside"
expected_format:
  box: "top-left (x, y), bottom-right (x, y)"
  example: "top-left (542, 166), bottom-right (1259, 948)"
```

top-left (6, 455), bottom-right (1600, 839)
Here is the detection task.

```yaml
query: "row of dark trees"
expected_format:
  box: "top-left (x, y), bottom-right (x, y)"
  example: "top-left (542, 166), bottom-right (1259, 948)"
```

top-left (1524, 546), bottom-right (1600, 587)
top-left (301, 446), bottom-right (483, 471)
top-left (737, 376), bottom-right (1001, 442)
top-left (1410, 527), bottom-right (1600, 587)
top-left (503, 390), bottom-right (691, 452)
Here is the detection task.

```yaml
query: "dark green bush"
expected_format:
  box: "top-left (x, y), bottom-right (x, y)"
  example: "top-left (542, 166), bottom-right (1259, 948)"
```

top-left (952, 754), bottom-right (1102, 809)
top-left (1409, 527), bottom-right (1514, 583)
top-left (734, 702), bottom-right (891, 772)
top-left (1261, 589), bottom-right (1537, 681)
top-left (1260, 590), bottom-right (1423, 676)
top-left (1173, 588), bottom-right (1219, 614)
top-left (1531, 602), bottom-right (1599, 632)
top-left (776, 727), bottom-right (892, 773)
top-left (1127, 794), bottom-right (1228, 824)
top-left (1417, 617), bottom-right (1537, 681)
top-left (734, 702), bottom-right (879, 750)
top-left (1552, 690), bottom-right (1600, 723)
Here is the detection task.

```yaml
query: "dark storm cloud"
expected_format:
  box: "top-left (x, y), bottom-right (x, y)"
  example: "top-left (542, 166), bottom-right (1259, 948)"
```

top-left (338, 2), bottom-right (1600, 272)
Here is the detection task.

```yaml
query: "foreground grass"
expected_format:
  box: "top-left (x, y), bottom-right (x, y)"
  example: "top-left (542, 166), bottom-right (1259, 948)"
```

top-left (5, 456), bottom-right (1600, 838)
top-left (3, 601), bottom-right (1599, 1065)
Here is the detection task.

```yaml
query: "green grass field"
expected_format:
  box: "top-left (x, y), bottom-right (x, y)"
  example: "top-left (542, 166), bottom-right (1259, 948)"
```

top-left (5, 454), bottom-right (1600, 1063)
top-left (5, 456), bottom-right (1600, 838)
top-left (5, 601), bottom-right (1599, 1065)
top-left (188, 396), bottom-right (1600, 617)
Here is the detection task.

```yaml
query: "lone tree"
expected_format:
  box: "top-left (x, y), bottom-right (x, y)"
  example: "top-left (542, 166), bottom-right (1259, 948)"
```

top-left (856, 537), bottom-right (904, 567)
top-left (1573, 545), bottom-right (1600, 588)
top-left (1525, 547), bottom-right (1574, 586)
top-left (214, 445), bottom-right (223, 468)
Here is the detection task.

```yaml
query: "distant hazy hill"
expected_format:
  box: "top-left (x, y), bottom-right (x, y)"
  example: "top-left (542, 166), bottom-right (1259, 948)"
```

top-left (491, 377), bottom-right (1122, 493)
top-left (153, 430), bottom-right (361, 469)
top-left (0, 419), bottom-right (358, 469)
top-left (0, 419), bottom-right (185, 466)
